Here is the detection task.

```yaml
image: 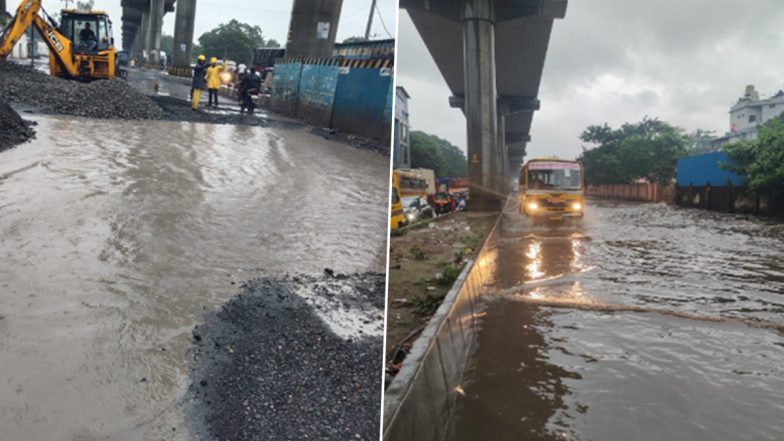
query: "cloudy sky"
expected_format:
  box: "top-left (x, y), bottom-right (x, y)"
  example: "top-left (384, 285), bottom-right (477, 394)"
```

top-left (39, 0), bottom-right (396, 50)
top-left (397, 0), bottom-right (784, 160)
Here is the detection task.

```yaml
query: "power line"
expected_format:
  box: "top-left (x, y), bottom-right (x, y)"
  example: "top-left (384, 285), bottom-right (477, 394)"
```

top-left (364, 0), bottom-right (377, 40)
top-left (374, 3), bottom-right (393, 39)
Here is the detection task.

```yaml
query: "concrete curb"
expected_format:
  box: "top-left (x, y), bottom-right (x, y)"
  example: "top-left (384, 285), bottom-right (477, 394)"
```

top-left (382, 209), bottom-right (504, 441)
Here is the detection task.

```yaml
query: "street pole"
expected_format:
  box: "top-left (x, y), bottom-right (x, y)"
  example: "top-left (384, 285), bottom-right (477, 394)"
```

top-left (364, 0), bottom-right (377, 40)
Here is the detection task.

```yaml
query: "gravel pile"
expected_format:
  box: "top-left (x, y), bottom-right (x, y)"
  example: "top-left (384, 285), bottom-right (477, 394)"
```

top-left (0, 98), bottom-right (35, 151)
top-left (186, 272), bottom-right (384, 441)
top-left (0, 60), bottom-right (163, 120)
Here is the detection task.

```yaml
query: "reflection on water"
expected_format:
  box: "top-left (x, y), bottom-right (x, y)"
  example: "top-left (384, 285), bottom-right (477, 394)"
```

top-left (449, 199), bottom-right (784, 441)
top-left (0, 115), bottom-right (388, 441)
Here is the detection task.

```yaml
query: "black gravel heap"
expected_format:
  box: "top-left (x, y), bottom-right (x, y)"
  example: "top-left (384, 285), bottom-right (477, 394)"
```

top-left (0, 98), bottom-right (35, 151)
top-left (186, 272), bottom-right (384, 441)
top-left (0, 60), bottom-right (163, 120)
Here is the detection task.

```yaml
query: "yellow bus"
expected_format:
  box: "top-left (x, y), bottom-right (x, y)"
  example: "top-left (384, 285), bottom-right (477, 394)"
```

top-left (519, 158), bottom-right (585, 221)
top-left (390, 170), bottom-right (406, 231)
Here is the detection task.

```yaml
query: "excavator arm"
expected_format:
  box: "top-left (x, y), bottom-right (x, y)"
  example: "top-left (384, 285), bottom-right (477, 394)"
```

top-left (0, 0), bottom-right (40, 58)
top-left (0, 0), bottom-right (78, 78)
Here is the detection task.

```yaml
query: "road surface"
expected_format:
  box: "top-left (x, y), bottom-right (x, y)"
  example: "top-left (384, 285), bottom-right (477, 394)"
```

top-left (0, 114), bottom-right (388, 440)
top-left (449, 198), bottom-right (784, 441)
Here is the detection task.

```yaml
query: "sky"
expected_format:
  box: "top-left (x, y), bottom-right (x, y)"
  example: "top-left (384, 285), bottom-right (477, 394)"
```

top-left (396, 0), bottom-right (784, 160)
top-left (39, 0), bottom-right (397, 50)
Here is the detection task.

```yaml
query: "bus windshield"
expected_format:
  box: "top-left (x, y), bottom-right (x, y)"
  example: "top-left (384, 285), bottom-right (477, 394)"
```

top-left (527, 162), bottom-right (582, 191)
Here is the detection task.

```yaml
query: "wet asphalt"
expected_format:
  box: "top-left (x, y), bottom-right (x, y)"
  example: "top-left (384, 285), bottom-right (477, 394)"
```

top-left (449, 198), bottom-right (784, 441)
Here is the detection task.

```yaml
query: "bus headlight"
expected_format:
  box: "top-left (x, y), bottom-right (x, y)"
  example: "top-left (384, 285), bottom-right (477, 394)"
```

top-left (527, 202), bottom-right (539, 210)
top-left (572, 202), bottom-right (582, 210)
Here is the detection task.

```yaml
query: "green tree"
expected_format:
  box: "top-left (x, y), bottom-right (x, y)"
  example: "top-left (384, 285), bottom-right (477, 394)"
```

top-left (723, 116), bottom-right (784, 196)
top-left (197, 19), bottom-right (266, 65)
top-left (689, 129), bottom-right (718, 155)
top-left (160, 33), bottom-right (174, 57)
top-left (409, 131), bottom-right (467, 178)
top-left (191, 43), bottom-right (203, 61)
top-left (264, 39), bottom-right (281, 48)
top-left (578, 117), bottom-right (690, 185)
top-left (76, 0), bottom-right (94, 10)
top-left (342, 36), bottom-right (368, 43)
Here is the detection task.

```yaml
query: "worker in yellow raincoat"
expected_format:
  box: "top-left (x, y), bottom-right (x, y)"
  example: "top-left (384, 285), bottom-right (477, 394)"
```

top-left (205, 57), bottom-right (224, 108)
top-left (191, 54), bottom-right (207, 110)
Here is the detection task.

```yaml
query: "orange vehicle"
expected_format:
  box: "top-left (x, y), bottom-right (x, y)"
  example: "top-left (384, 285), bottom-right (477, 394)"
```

top-left (0, 0), bottom-right (116, 80)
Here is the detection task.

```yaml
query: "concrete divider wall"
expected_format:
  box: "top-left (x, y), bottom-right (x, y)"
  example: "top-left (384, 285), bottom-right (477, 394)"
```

top-left (383, 214), bottom-right (502, 441)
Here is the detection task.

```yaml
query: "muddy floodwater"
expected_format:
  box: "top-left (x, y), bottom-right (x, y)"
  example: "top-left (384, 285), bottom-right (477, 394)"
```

top-left (0, 115), bottom-right (388, 440)
top-left (449, 199), bottom-right (784, 441)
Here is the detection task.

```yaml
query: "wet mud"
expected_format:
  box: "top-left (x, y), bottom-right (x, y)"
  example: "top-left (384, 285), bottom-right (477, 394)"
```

top-left (186, 273), bottom-right (384, 441)
top-left (449, 199), bottom-right (784, 441)
top-left (0, 97), bottom-right (34, 150)
top-left (0, 61), bottom-right (163, 119)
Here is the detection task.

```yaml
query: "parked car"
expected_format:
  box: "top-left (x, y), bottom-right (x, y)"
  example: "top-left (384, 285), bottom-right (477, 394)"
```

top-left (403, 196), bottom-right (434, 223)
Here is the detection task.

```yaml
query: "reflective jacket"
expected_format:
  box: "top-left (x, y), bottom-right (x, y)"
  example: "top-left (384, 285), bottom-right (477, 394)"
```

top-left (206, 64), bottom-right (224, 89)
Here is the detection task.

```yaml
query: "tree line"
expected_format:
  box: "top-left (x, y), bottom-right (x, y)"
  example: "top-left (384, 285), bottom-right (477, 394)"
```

top-left (578, 117), bottom-right (690, 185)
top-left (722, 115), bottom-right (784, 197)
top-left (577, 115), bottom-right (783, 198)
top-left (160, 19), bottom-right (281, 66)
top-left (409, 131), bottom-right (467, 178)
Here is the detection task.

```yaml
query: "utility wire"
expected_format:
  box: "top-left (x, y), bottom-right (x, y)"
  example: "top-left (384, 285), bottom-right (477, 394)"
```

top-left (374, 3), bottom-right (393, 39)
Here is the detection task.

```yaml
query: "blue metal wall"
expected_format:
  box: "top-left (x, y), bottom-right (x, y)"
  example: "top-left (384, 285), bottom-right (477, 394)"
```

top-left (270, 62), bottom-right (303, 116)
top-left (677, 152), bottom-right (744, 187)
top-left (331, 67), bottom-right (394, 142)
top-left (296, 64), bottom-right (340, 127)
top-left (270, 61), bottom-right (393, 146)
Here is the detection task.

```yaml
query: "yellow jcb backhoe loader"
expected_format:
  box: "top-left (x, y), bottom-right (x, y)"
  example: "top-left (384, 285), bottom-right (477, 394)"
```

top-left (0, 0), bottom-right (115, 80)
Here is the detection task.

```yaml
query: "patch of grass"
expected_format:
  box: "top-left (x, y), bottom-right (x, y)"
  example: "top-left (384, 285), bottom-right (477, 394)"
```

top-left (390, 228), bottom-right (407, 237)
top-left (438, 262), bottom-right (465, 286)
top-left (409, 245), bottom-right (426, 261)
top-left (412, 292), bottom-right (447, 317)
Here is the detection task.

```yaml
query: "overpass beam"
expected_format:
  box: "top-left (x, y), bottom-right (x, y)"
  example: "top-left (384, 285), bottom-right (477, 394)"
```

top-left (463, 0), bottom-right (501, 211)
top-left (145, 0), bottom-right (165, 64)
top-left (172, 0), bottom-right (197, 69)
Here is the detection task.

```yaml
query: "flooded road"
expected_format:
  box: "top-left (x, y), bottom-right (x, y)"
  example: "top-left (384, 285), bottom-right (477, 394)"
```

top-left (449, 199), bottom-right (784, 441)
top-left (0, 115), bottom-right (388, 440)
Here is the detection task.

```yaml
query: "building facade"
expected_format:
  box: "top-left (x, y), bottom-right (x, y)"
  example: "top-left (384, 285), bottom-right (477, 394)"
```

top-left (393, 86), bottom-right (411, 169)
top-left (713, 85), bottom-right (784, 148)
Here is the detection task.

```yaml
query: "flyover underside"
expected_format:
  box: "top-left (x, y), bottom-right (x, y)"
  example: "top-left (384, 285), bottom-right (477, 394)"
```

top-left (403, 0), bottom-right (565, 210)
top-left (120, 0), bottom-right (177, 64)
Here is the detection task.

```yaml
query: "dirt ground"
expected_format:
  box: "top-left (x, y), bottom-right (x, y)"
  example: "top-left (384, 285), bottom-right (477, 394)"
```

top-left (385, 212), bottom-right (498, 379)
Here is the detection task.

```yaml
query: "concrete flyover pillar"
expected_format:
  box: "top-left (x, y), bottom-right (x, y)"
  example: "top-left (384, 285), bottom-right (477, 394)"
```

top-left (462, 0), bottom-right (501, 212)
top-left (131, 28), bottom-right (143, 61)
top-left (139, 11), bottom-right (149, 62)
top-left (145, 0), bottom-right (165, 64)
top-left (172, 0), bottom-right (196, 70)
top-left (285, 0), bottom-right (344, 58)
top-left (496, 110), bottom-right (508, 198)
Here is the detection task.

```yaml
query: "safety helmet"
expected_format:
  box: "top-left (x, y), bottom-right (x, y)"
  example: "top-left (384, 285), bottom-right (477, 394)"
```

top-left (210, 57), bottom-right (217, 64)
top-left (197, 54), bottom-right (205, 61)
